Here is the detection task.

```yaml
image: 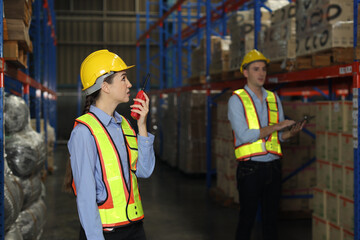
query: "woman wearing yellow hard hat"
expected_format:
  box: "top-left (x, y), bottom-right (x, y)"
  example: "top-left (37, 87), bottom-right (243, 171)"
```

top-left (64, 49), bottom-right (155, 240)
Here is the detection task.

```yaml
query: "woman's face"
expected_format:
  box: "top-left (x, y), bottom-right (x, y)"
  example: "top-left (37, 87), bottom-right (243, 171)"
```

top-left (107, 71), bottom-right (132, 103)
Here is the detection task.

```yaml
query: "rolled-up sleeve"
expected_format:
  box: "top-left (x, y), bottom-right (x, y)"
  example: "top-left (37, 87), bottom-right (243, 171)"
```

top-left (136, 133), bottom-right (155, 178)
top-left (228, 95), bottom-right (260, 146)
top-left (68, 125), bottom-right (105, 240)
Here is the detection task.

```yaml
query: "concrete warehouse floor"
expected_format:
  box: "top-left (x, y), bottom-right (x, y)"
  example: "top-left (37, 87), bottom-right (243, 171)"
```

top-left (40, 145), bottom-right (311, 240)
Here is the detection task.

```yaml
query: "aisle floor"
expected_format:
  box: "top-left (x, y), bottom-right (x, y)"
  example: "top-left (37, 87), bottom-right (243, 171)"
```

top-left (41, 145), bottom-right (311, 240)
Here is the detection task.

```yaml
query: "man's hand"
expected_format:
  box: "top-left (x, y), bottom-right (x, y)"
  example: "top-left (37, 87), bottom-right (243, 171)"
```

top-left (282, 120), bottom-right (306, 140)
top-left (274, 120), bottom-right (296, 131)
top-left (259, 120), bottom-right (295, 139)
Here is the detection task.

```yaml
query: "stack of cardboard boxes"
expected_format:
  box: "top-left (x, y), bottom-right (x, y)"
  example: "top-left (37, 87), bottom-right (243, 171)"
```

top-left (209, 36), bottom-right (231, 75)
top-left (227, 10), bottom-right (271, 71)
top-left (4, 0), bottom-right (34, 68)
top-left (212, 92), bottom-right (238, 203)
top-left (259, 3), bottom-right (296, 72)
top-left (191, 36), bottom-right (222, 79)
top-left (178, 91), bottom-right (208, 174)
top-left (313, 100), bottom-right (354, 239)
top-left (296, 0), bottom-right (353, 57)
top-left (160, 93), bottom-right (179, 168)
top-left (281, 102), bottom-right (317, 212)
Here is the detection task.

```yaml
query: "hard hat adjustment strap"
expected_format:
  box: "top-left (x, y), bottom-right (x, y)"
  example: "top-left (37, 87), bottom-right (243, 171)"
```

top-left (85, 71), bottom-right (114, 96)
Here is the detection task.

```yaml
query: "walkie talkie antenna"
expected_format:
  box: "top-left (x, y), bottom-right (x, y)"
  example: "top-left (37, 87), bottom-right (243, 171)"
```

top-left (141, 73), bottom-right (151, 91)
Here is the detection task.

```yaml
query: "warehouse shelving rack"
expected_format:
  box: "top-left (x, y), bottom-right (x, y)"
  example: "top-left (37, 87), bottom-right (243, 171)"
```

top-left (0, 0), bottom-right (57, 238)
top-left (137, 0), bottom-right (360, 237)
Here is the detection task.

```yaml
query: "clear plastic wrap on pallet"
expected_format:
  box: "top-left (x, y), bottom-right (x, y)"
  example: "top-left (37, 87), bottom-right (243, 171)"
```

top-left (4, 93), bottom-right (30, 135)
top-left (14, 174), bottom-right (42, 210)
top-left (5, 175), bottom-right (24, 232)
top-left (5, 127), bottom-right (46, 178)
top-left (16, 199), bottom-right (46, 240)
top-left (5, 223), bottom-right (23, 240)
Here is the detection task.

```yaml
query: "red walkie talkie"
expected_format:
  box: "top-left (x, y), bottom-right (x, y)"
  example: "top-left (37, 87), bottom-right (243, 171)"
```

top-left (131, 73), bottom-right (150, 120)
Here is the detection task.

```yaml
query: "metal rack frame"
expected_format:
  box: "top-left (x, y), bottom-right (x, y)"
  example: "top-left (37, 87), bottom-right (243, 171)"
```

top-left (0, 0), bottom-right (57, 238)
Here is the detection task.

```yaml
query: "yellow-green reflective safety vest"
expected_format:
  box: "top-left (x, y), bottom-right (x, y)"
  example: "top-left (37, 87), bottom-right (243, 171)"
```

top-left (74, 112), bottom-right (144, 228)
top-left (232, 89), bottom-right (282, 160)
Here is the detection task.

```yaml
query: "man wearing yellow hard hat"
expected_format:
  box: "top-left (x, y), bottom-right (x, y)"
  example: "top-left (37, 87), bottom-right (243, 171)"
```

top-left (227, 49), bottom-right (304, 240)
top-left (65, 50), bottom-right (155, 240)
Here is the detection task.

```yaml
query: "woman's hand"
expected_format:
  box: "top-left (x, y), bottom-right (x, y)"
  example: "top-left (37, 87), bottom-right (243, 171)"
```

top-left (130, 92), bottom-right (149, 136)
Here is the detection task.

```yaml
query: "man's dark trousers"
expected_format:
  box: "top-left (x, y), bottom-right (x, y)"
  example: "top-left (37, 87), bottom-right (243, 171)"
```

top-left (235, 159), bottom-right (282, 240)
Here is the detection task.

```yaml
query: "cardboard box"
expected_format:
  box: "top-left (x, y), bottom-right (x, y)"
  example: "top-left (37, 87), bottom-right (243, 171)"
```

top-left (316, 102), bottom-right (331, 131)
top-left (313, 188), bottom-right (326, 219)
top-left (312, 215), bottom-right (328, 240)
top-left (300, 123), bottom-right (316, 146)
top-left (331, 163), bottom-right (343, 195)
top-left (4, 0), bottom-right (32, 26)
top-left (331, 101), bottom-right (352, 133)
top-left (327, 132), bottom-right (341, 164)
top-left (282, 146), bottom-right (311, 169)
top-left (317, 160), bottom-right (332, 190)
top-left (261, 19), bottom-right (296, 62)
top-left (298, 166), bottom-right (316, 189)
top-left (316, 132), bottom-right (328, 161)
top-left (328, 222), bottom-right (342, 240)
top-left (343, 229), bottom-right (354, 240)
top-left (296, 1), bottom-right (353, 34)
top-left (344, 166), bottom-right (354, 199)
top-left (339, 195), bottom-right (354, 232)
top-left (3, 40), bottom-right (28, 68)
top-left (341, 134), bottom-right (353, 167)
top-left (6, 19), bottom-right (32, 52)
top-left (325, 191), bottom-right (339, 224)
top-left (297, 22), bottom-right (353, 57)
top-left (271, 2), bottom-right (295, 24)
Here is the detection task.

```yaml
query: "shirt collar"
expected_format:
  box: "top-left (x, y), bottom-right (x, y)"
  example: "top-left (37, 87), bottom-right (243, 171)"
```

top-left (244, 84), bottom-right (268, 102)
top-left (89, 105), bottom-right (123, 126)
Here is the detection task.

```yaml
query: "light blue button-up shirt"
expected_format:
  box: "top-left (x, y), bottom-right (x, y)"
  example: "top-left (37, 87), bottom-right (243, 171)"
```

top-left (68, 105), bottom-right (155, 240)
top-left (228, 85), bottom-right (285, 162)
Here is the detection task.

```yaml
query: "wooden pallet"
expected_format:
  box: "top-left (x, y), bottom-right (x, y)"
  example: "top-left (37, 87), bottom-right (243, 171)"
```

top-left (188, 75), bottom-right (206, 86)
top-left (210, 69), bottom-right (242, 82)
top-left (311, 48), bottom-right (353, 67)
top-left (268, 59), bottom-right (297, 74)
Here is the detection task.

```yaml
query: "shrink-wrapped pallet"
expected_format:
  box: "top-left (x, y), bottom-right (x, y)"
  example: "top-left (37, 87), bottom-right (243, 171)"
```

top-left (16, 199), bottom-right (46, 240)
top-left (4, 175), bottom-right (24, 232)
top-left (14, 174), bottom-right (42, 210)
top-left (4, 94), bottom-right (30, 135)
top-left (5, 223), bottom-right (23, 240)
top-left (5, 128), bottom-right (46, 178)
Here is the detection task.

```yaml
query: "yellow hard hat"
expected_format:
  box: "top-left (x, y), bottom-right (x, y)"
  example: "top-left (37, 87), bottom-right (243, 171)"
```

top-left (80, 49), bottom-right (134, 95)
top-left (240, 49), bottom-right (270, 73)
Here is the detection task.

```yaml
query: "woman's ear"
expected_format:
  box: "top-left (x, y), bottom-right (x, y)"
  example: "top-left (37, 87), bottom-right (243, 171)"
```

top-left (101, 82), bottom-right (110, 94)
